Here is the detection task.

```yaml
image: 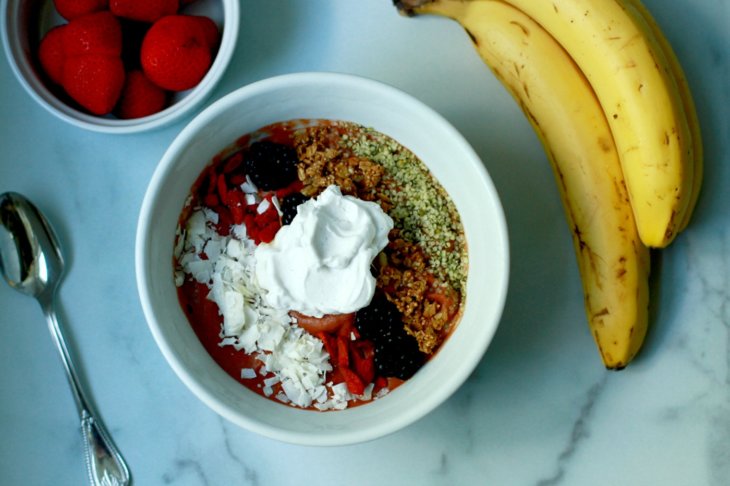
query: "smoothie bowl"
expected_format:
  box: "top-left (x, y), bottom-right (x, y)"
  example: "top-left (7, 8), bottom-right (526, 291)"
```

top-left (136, 72), bottom-right (509, 446)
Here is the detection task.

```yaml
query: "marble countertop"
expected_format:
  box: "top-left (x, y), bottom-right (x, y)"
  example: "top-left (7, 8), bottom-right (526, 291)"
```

top-left (1, 1), bottom-right (728, 484)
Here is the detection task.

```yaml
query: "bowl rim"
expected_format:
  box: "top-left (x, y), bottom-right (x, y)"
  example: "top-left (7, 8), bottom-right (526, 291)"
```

top-left (0, 0), bottom-right (240, 134)
top-left (136, 71), bottom-right (510, 445)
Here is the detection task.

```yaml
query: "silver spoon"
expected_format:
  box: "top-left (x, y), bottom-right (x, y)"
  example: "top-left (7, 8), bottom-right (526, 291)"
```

top-left (0, 192), bottom-right (131, 486)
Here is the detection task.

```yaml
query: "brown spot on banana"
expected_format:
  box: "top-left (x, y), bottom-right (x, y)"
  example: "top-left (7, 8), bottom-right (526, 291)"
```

top-left (522, 82), bottom-right (531, 100)
top-left (573, 224), bottom-right (587, 251)
top-left (621, 33), bottom-right (642, 50)
top-left (616, 256), bottom-right (627, 279)
top-left (509, 20), bottom-right (530, 36)
top-left (598, 136), bottom-right (612, 153)
top-left (593, 330), bottom-right (609, 361)
top-left (611, 177), bottom-right (630, 204)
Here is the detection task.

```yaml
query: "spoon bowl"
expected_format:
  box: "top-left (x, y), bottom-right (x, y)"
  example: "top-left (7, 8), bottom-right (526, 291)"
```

top-left (0, 192), bottom-right (64, 300)
top-left (0, 191), bottom-right (130, 486)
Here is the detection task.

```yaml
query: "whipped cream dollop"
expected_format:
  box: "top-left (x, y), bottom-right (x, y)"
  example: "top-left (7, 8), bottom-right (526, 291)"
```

top-left (254, 185), bottom-right (393, 317)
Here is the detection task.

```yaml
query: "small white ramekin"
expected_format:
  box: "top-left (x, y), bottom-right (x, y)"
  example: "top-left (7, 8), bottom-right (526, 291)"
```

top-left (0, 0), bottom-right (239, 134)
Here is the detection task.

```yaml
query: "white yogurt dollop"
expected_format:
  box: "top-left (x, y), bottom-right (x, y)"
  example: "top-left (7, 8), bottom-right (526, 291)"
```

top-left (254, 185), bottom-right (393, 317)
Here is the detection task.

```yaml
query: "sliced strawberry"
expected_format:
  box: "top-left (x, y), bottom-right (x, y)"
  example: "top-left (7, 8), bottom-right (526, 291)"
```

top-left (257, 222), bottom-right (279, 244)
top-left (229, 174), bottom-right (247, 186)
top-left (216, 173), bottom-right (228, 204)
top-left (230, 203), bottom-right (244, 226)
top-left (340, 367), bottom-right (365, 396)
top-left (336, 337), bottom-right (349, 368)
top-left (317, 332), bottom-right (338, 364)
top-left (215, 206), bottom-right (232, 235)
top-left (292, 312), bottom-right (356, 335)
top-left (351, 340), bottom-right (375, 384)
top-left (203, 193), bottom-right (219, 207)
top-left (222, 152), bottom-right (244, 174)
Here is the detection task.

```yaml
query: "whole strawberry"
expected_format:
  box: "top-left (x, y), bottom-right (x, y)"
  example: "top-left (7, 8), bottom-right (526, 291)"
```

top-left (115, 70), bottom-right (167, 119)
top-left (110, 0), bottom-right (178, 23)
top-left (56, 11), bottom-right (125, 115)
top-left (141, 15), bottom-right (219, 92)
top-left (62, 11), bottom-right (122, 58)
top-left (53, 0), bottom-right (108, 21)
top-left (38, 25), bottom-right (67, 84)
top-left (62, 55), bottom-right (125, 115)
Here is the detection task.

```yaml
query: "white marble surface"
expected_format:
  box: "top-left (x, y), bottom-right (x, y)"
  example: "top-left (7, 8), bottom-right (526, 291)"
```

top-left (1, 0), bottom-right (728, 484)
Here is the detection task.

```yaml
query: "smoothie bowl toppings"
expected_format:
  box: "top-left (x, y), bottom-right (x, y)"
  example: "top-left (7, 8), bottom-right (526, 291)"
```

top-left (173, 119), bottom-right (468, 411)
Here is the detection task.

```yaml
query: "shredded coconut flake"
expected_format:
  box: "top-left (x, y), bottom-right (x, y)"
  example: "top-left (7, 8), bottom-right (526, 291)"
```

top-left (242, 176), bottom-right (258, 193)
top-left (241, 368), bottom-right (257, 379)
top-left (256, 199), bottom-right (271, 214)
top-left (245, 193), bottom-right (259, 206)
top-left (271, 195), bottom-right (282, 216)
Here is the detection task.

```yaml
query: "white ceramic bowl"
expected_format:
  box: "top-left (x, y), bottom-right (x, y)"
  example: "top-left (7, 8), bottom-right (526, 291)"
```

top-left (136, 72), bottom-right (510, 446)
top-left (0, 0), bottom-right (239, 134)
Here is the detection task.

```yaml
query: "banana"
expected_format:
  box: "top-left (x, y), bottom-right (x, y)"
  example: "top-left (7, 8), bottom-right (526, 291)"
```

top-left (398, 0), bottom-right (650, 368)
top-left (619, 0), bottom-right (703, 232)
top-left (400, 0), bottom-right (694, 248)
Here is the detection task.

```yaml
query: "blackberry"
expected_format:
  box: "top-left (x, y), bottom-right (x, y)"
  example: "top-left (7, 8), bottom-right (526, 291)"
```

top-left (244, 140), bottom-right (298, 190)
top-left (374, 334), bottom-right (424, 380)
top-left (355, 294), bottom-right (425, 379)
top-left (280, 193), bottom-right (309, 226)
top-left (354, 294), bottom-right (401, 341)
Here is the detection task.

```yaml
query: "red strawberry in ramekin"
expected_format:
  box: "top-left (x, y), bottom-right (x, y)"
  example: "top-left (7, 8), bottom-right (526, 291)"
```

top-left (110, 0), bottom-right (179, 23)
top-left (141, 15), bottom-right (220, 92)
top-left (53, 0), bottom-right (108, 21)
top-left (116, 69), bottom-right (168, 119)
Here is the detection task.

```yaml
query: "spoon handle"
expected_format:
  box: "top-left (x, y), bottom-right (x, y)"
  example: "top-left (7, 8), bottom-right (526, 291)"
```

top-left (43, 303), bottom-right (131, 486)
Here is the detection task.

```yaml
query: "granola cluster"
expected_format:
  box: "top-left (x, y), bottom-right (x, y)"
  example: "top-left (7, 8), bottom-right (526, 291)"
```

top-left (376, 233), bottom-right (458, 354)
top-left (294, 126), bottom-right (386, 204)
